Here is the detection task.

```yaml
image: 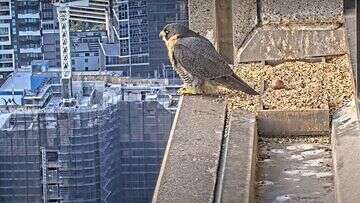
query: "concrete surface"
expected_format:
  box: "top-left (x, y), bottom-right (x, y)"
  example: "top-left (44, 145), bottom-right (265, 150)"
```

top-left (215, 0), bottom-right (234, 63)
top-left (260, 0), bottom-right (343, 25)
top-left (219, 109), bottom-right (257, 203)
top-left (331, 99), bottom-right (360, 203)
top-left (189, 0), bottom-right (216, 45)
top-left (343, 0), bottom-right (358, 107)
top-left (190, 0), bottom-right (344, 65)
top-left (257, 108), bottom-right (330, 136)
top-left (236, 26), bottom-right (346, 63)
top-left (152, 96), bottom-right (226, 203)
top-left (232, 0), bottom-right (258, 64)
top-left (257, 137), bottom-right (334, 203)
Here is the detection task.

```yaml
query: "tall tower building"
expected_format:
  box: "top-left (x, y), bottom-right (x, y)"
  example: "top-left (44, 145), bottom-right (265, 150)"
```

top-left (41, 1), bottom-right (61, 70)
top-left (0, 0), bottom-right (43, 78)
top-left (69, 0), bottom-right (110, 23)
top-left (0, 0), bottom-right (14, 79)
top-left (147, 0), bottom-right (188, 77)
top-left (100, 0), bottom-right (188, 78)
top-left (0, 0), bottom-right (111, 75)
top-left (0, 0), bottom-right (188, 79)
top-left (0, 100), bottom-right (174, 203)
top-left (16, 0), bottom-right (42, 69)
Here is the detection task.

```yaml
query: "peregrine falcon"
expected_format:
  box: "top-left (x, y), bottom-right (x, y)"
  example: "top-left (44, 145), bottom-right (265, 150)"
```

top-left (159, 23), bottom-right (259, 95)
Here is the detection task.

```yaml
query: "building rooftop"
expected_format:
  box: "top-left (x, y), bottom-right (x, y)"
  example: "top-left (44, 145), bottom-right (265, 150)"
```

top-left (100, 43), bottom-right (120, 56)
top-left (73, 42), bottom-right (91, 52)
top-left (0, 71), bottom-right (32, 92)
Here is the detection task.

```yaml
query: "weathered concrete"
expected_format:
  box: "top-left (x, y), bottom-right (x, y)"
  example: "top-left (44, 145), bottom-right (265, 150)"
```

top-left (215, 0), bottom-right (233, 63)
top-left (152, 96), bottom-right (226, 203)
top-left (219, 109), bottom-right (257, 203)
top-left (189, 0), bottom-right (216, 45)
top-left (260, 0), bottom-right (343, 25)
top-left (189, 0), bottom-right (234, 62)
top-left (257, 108), bottom-right (329, 136)
top-left (343, 0), bottom-right (358, 106)
top-left (190, 0), bottom-right (346, 65)
top-left (257, 137), bottom-right (334, 202)
top-left (231, 0), bottom-right (258, 64)
top-left (331, 99), bottom-right (360, 203)
top-left (236, 26), bottom-right (346, 63)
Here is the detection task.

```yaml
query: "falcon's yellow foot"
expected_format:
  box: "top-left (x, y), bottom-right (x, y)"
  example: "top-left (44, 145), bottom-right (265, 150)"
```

top-left (177, 87), bottom-right (202, 95)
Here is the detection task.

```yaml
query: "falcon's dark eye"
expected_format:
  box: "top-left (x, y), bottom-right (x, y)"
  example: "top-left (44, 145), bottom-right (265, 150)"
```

top-left (165, 30), bottom-right (170, 34)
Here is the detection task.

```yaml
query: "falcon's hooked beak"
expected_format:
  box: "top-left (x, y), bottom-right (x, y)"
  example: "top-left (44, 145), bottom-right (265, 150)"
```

top-left (159, 30), bottom-right (166, 41)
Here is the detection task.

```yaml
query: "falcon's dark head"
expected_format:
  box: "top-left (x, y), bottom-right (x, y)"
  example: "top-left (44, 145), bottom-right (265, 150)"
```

top-left (159, 23), bottom-right (196, 41)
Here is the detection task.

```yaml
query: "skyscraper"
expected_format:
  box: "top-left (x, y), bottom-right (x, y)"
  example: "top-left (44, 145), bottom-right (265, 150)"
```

top-left (0, 0), bottom-right (43, 79)
top-left (0, 0), bottom-right (111, 76)
top-left (16, 1), bottom-right (43, 69)
top-left (0, 77), bottom-right (176, 202)
top-left (147, 0), bottom-right (187, 76)
top-left (100, 0), bottom-right (188, 78)
top-left (0, 0), bottom-right (188, 79)
top-left (41, 1), bottom-right (61, 70)
top-left (0, 0), bottom-right (14, 80)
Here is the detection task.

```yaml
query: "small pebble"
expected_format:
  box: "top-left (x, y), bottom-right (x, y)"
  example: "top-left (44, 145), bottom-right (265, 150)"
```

top-left (271, 79), bottom-right (285, 90)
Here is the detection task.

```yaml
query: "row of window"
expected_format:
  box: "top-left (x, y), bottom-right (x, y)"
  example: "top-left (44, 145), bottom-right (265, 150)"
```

top-left (73, 52), bottom-right (98, 57)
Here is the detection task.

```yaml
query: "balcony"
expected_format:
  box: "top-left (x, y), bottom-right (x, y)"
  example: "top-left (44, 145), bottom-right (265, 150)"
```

top-left (20, 47), bottom-right (42, 54)
top-left (0, 6), bottom-right (10, 11)
top-left (0, 36), bottom-right (10, 46)
top-left (0, 49), bottom-right (13, 55)
top-left (0, 12), bottom-right (11, 20)
top-left (0, 67), bottom-right (14, 72)
top-left (18, 13), bottom-right (40, 19)
top-left (0, 57), bottom-right (13, 64)
top-left (18, 30), bottom-right (41, 36)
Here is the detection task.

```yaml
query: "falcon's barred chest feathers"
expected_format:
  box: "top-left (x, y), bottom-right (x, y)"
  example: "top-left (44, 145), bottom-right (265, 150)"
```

top-left (159, 23), bottom-right (259, 96)
top-left (164, 34), bottom-right (192, 85)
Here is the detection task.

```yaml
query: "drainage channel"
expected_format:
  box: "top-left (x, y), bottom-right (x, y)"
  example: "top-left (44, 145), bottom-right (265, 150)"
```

top-left (255, 135), bottom-right (334, 203)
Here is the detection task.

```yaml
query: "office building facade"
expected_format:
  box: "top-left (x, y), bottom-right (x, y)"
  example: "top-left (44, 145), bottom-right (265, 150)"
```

top-left (100, 0), bottom-right (188, 78)
top-left (0, 0), bottom-right (42, 78)
top-left (0, 100), bottom-right (173, 202)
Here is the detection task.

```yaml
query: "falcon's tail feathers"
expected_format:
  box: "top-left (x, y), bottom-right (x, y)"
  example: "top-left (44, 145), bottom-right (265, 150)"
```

top-left (214, 74), bottom-right (259, 95)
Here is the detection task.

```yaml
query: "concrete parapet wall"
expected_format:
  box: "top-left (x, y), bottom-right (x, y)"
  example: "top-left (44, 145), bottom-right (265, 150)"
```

top-left (153, 96), bottom-right (226, 202)
top-left (220, 109), bottom-right (257, 203)
top-left (331, 99), bottom-right (360, 203)
top-left (189, 0), bottom-right (216, 44)
top-left (236, 26), bottom-right (346, 63)
top-left (188, 0), bottom-right (345, 64)
top-left (232, 0), bottom-right (258, 60)
top-left (153, 96), bottom-right (258, 202)
top-left (257, 108), bottom-right (330, 136)
top-left (260, 0), bottom-right (343, 25)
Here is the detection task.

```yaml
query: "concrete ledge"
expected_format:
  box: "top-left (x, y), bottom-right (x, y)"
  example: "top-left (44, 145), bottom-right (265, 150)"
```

top-left (152, 96), bottom-right (226, 202)
top-left (331, 99), bottom-right (360, 203)
top-left (219, 109), bottom-right (257, 203)
top-left (258, 108), bottom-right (330, 136)
top-left (236, 26), bottom-right (346, 63)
